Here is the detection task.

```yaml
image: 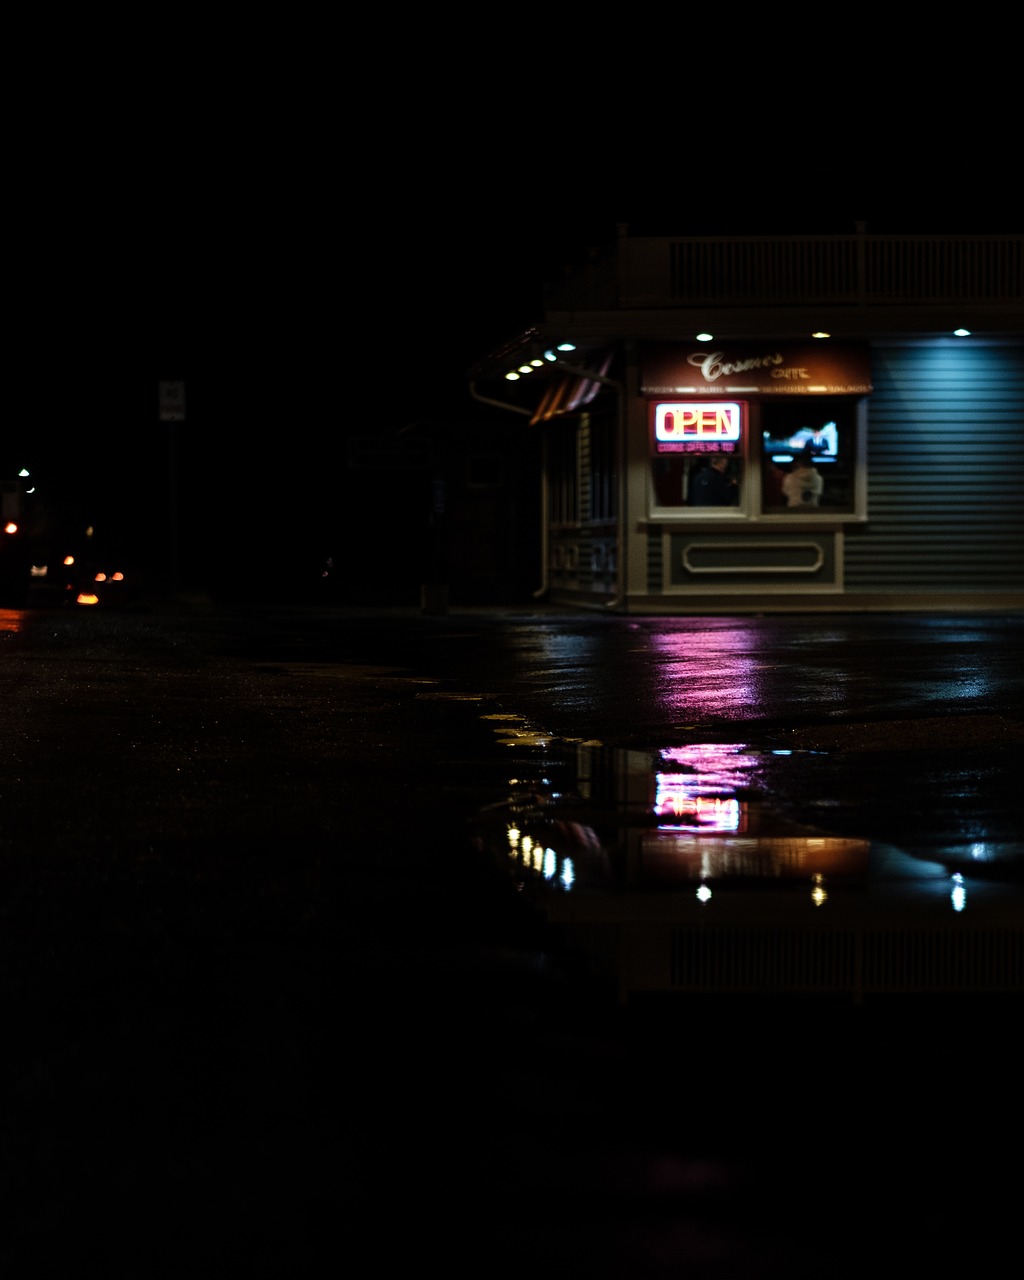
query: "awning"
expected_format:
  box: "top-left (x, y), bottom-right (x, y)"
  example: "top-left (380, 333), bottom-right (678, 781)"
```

top-left (530, 350), bottom-right (613, 425)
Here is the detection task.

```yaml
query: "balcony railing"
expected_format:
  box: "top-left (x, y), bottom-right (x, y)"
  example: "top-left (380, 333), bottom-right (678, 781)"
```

top-left (546, 233), bottom-right (1024, 311)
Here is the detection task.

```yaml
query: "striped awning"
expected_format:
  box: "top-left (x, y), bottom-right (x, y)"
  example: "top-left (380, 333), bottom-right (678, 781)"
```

top-left (529, 351), bottom-right (613, 425)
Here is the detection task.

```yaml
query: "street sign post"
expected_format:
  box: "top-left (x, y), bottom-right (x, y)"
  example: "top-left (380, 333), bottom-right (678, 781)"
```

top-left (158, 381), bottom-right (186, 422)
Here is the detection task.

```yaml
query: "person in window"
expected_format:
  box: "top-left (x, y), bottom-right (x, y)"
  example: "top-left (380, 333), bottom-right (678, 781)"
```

top-left (781, 453), bottom-right (823, 508)
top-left (688, 455), bottom-right (738, 506)
top-left (763, 460), bottom-right (787, 507)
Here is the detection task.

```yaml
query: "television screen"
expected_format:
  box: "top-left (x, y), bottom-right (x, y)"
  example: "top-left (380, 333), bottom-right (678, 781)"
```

top-left (764, 418), bottom-right (839, 464)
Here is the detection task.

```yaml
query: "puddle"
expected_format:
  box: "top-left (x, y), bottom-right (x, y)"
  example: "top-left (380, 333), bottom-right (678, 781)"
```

top-left (470, 716), bottom-right (1024, 1003)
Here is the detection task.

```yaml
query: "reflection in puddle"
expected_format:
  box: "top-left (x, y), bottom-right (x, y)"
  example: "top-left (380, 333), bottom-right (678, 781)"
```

top-left (472, 721), bottom-right (1024, 1002)
top-left (492, 740), bottom-right (871, 897)
top-left (655, 743), bottom-right (750, 831)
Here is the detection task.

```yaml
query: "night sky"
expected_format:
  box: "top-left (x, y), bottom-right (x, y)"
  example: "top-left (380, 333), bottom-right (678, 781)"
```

top-left (9, 48), bottom-right (1015, 595)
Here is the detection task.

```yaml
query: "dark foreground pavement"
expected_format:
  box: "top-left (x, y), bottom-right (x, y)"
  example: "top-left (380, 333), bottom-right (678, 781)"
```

top-left (0, 601), bottom-right (1020, 1278)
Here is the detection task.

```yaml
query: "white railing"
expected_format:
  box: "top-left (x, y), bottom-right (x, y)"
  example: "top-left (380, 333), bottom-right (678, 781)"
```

top-left (583, 234), bottom-right (1024, 309)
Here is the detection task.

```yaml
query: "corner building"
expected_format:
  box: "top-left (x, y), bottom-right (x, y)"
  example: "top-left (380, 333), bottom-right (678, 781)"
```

top-left (470, 227), bottom-right (1024, 613)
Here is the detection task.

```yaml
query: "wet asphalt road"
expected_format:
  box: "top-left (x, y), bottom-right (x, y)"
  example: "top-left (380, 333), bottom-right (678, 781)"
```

top-left (317, 606), bottom-right (1024, 871)
top-left (1, 600), bottom-right (1021, 1277)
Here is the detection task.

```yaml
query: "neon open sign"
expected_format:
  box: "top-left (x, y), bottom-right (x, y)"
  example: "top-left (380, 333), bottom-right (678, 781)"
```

top-left (654, 401), bottom-right (744, 452)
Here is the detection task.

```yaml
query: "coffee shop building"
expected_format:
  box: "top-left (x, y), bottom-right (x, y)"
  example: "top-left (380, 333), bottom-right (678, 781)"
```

top-left (469, 228), bottom-right (1024, 613)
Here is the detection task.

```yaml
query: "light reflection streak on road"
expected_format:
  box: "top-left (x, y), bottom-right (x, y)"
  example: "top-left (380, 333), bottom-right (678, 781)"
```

top-left (647, 627), bottom-right (765, 720)
top-left (646, 627), bottom-right (860, 720)
top-left (0, 609), bottom-right (26, 635)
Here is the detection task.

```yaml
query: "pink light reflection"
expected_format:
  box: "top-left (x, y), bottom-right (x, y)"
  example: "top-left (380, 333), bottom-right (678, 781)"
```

top-left (654, 742), bottom-right (757, 832)
top-left (649, 627), bottom-right (763, 719)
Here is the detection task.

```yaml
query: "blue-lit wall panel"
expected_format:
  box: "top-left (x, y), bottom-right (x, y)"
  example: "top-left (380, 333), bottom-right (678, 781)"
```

top-left (844, 342), bottom-right (1024, 592)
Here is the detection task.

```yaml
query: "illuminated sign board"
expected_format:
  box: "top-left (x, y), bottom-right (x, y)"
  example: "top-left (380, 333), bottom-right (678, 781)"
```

top-left (642, 343), bottom-right (873, 396)
top-left (652, 401), bottom-right (744, 453)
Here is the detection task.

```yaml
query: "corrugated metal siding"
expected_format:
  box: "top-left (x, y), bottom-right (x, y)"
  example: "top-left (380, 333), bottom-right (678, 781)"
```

top-left (845, 343), bottom-right (1024, 592)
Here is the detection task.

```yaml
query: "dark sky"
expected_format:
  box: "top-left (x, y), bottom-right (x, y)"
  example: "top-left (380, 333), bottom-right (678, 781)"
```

top-left (9, 46), bottom-right (1016, 576)
top-left (19, 74), bottom-right (1017, 441)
